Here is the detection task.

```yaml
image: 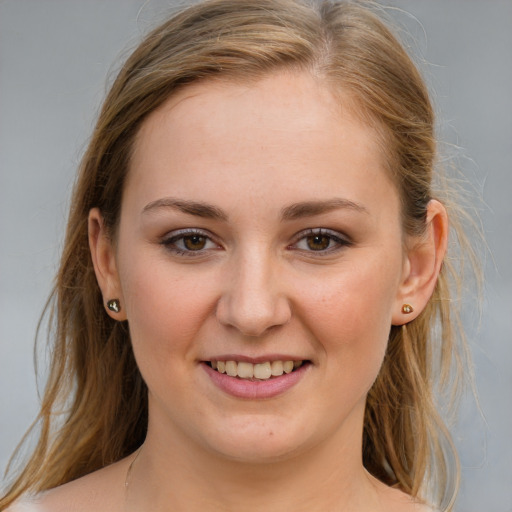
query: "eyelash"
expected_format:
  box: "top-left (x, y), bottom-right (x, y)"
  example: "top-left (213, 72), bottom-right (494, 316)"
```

top-left (160, 229), bottom-right (220, 257)
top-left (289, 228), bottom-right (352, 255)
top-left (160, 228), bottom-right (352, 257)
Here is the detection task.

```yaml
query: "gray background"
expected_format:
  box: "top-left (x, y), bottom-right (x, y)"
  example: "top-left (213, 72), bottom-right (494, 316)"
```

top-left (0, 1), bottom-right (510, 510)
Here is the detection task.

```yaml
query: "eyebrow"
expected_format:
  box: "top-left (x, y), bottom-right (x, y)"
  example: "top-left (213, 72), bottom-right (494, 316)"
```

top-left (142, 197), bottom-right (228, 221)
top-left (142, 196), bottom-right (368, 221)
top-left (280, 198), bottom-right (368, 221)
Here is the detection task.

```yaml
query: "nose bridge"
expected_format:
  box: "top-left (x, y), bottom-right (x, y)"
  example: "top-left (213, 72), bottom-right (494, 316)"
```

top-left (217, 244), bottom-right (291, 337)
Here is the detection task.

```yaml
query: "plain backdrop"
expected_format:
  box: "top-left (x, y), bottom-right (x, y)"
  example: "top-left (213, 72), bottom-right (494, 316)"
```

top-left (1, 1), bottom-right (511, 510)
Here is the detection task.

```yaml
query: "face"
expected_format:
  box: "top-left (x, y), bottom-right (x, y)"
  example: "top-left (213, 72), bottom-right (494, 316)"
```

top-left (107, 71), bottom-right (410, 462)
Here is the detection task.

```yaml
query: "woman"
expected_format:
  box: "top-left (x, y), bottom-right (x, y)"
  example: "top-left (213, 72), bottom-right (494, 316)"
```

top-left (1, 0), bottom-right (477, 510)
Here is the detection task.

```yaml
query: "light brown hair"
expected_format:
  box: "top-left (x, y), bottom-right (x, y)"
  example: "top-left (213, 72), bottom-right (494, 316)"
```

top-left (1, 1), bottom-right (478, 510)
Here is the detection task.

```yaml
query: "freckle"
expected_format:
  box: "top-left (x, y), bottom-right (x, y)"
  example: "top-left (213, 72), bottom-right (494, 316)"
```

top-left (268, 431), bottom-right (274, 437)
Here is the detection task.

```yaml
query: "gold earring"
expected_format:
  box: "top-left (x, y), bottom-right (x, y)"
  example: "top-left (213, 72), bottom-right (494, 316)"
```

top-left (107, 299), bottom-right (121, 313)
top-left (401, 304), bottom-right (414, 314)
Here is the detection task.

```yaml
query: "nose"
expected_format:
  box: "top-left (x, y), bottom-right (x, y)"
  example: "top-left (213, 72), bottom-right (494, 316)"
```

top-left (216, 250), bottom-right (292, 337)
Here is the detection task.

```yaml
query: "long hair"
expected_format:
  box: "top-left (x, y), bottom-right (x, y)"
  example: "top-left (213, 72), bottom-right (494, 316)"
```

top-left (1, 1), bottom-right (478, 510)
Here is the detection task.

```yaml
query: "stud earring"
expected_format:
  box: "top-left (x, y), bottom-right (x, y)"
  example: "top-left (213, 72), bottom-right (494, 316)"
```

top-left (401, 304), bottom-right (414, 314)
top-left (107, 299), bottom-right (121, 313)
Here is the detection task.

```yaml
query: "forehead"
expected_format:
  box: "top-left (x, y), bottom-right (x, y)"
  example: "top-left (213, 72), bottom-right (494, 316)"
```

top-left (126, 71), bottom-right (398, 215)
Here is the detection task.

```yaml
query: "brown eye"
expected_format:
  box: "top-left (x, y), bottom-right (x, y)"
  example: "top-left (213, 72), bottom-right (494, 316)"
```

top-left (162, 229), bottom-right (220, 256)
top-left (291, 228), bottom-right (351, 255)
top-left (306, 234), bottom-right (331, 251)
top-left (183, 235), bottom-right (207, 250)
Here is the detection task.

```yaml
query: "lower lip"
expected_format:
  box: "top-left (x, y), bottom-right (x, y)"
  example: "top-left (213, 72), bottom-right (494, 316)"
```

top-left (202, 362), bottom-right (310, 399)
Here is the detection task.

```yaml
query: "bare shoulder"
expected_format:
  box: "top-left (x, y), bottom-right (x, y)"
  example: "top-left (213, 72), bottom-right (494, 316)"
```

top-left (370, 476), bottom-right (436, 512)
top-left (4, 500), bottom-right (43, 512)
top-left (7, 456), bottom-right (132, 512)
top-left (385, 489), bottom-right (436, 512)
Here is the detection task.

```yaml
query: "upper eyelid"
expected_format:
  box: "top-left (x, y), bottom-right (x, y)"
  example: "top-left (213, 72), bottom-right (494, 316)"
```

top-left (160, 227), bottom-right (351, 249)
top-left (292, 227), bottom-right (351, 242)
top-left (289, 228), bottom-right (353, 253)
top-left (162, 227), bottom-right (216, 241)
top-left (160, 229), bottom-right (222, 258)
top-left (160, 228), bottom-right (221, 251)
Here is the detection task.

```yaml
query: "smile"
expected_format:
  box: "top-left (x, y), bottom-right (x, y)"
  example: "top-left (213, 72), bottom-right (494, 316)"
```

top-left (207, 360), bottom-right (304, 380)
top-left (202, 359), bottom-right (310, 399)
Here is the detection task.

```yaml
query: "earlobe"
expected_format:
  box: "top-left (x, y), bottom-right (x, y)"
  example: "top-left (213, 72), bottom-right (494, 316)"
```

top-left (392, 200), bottom-right (448, 326)
top-left (88, 208), bottom-right (127, 321)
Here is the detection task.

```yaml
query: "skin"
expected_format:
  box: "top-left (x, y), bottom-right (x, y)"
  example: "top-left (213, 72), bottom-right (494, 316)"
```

top-left (17, 71), bottom-right (446, 512)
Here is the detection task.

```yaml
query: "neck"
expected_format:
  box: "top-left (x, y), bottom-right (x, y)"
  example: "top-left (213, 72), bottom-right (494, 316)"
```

top-left (126, 404), bottom-right (385, 512)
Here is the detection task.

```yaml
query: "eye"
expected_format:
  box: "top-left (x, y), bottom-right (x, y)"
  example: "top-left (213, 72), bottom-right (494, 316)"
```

top-left (161, 229), bottom-right (220, 256)
top-left (304, 234), bottom-right (332, 251)
top-left (291, 228), bottom-right (351, 254)
top-left (182, 234), bottom-right (208, 251)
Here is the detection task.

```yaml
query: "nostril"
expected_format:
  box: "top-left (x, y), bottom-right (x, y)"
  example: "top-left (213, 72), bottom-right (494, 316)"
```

top-left (215, 285), bottom-right (292, 337)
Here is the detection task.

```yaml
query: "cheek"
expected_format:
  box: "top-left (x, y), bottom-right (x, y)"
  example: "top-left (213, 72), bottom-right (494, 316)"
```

top-left (118, 252), bottom-right (219, 363)
top-left (296, 254), bottom-right (401, 366)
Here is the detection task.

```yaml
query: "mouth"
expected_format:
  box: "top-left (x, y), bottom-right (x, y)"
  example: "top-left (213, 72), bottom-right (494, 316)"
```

top-left (205, 360), bottom-right (308, 381)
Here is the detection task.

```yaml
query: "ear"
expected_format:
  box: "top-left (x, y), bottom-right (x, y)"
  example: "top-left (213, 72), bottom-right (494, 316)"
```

top-left (392, 200), bottom-right (448, 326)
top-left (88, 208), bottom-right (127, 321)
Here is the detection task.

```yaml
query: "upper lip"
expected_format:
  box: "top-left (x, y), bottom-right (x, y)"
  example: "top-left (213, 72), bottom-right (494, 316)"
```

top-left (201, 354), bottom-right (309, 364)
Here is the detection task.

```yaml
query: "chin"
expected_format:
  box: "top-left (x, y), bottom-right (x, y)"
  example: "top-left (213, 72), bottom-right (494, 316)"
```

top-left (199, 415), bottom-right (317, 464)
top-left (210, 438), bottom-right (304, 464)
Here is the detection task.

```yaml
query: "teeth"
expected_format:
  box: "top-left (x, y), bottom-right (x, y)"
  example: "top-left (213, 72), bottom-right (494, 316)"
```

top-left (237, 361), bottom-right (254, 379)
top-left (254, 362), bottom-right (272, 380)
top-left (283, 361), bottom-right (294, 374)
top-left (270, 360), bottom-right (283, 376)
top-left (210, 360), bottom-right (304, 380)
top-left (225, 361), bottom-right (237, 377)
